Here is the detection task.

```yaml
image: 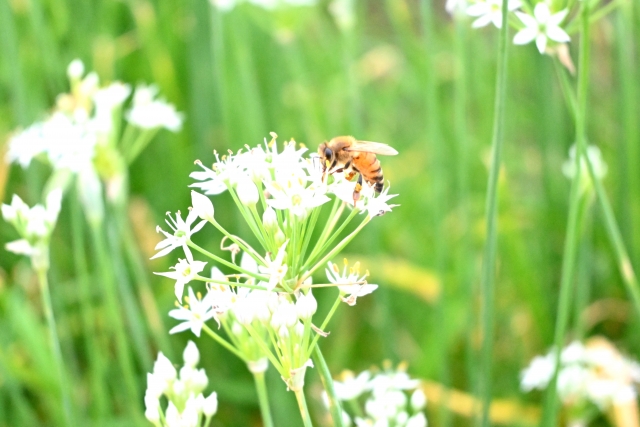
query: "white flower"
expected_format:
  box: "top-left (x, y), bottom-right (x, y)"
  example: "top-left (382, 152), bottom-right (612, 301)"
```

top-left (152, 210), bottom-right (206, 259)
top-left (334, 370), bottom-right (371, 400)
top-left (466, 0), bottom-right (521, 28)
top-left (406, 413), bottom-right (427, 427)
top-left (267, 174), bottom-right (330, 218)
top-left (270, 299), bottom-right (298, 329)
top-left (191, 191), bottom-right (215, 222)
top-left (126, 84), bottom-right (183, 132)
top-left (2, 189), bottom-right (63, 242)
top-left (153, 351), bottom-right (178, 383)
top-left (155, 251), bottom-right (207, 302)
top-left (364, 185), bottom-right (399, 219)
top-left (410, 389), bottom-right (427, 411)
top-left (236, 174), bottom-right (260, 206)
top-left (513, 3), bottom-right (570, 53)
top-left (520, 353), bottom-right (555, 391)
top-left (144, 392), bottom-right (161, 423)
top-left (259, 241), bottom-right (289, 291)
top-left (326, 261), bottom-right (378, 306)
top-left (165, 399), bottom-right (199, 427)
top-left (169, 287), bottom-right (216, 337)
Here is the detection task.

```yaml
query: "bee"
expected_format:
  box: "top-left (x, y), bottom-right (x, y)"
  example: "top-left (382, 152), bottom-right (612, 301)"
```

top-left (318, 136), bottom-right (398, 205)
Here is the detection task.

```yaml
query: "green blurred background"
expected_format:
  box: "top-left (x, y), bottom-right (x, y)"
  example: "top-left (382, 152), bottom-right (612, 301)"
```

top-left (0, 0), bottom-right (639, 425)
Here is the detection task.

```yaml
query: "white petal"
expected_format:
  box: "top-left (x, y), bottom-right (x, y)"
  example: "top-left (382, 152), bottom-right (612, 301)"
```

top-left (513, 27), bottom-right (538, 45)
top-left (516, 11), bottom-right (538, 27)
top-left (535, 33), bottom-right (548, 53)
top-left (546, 25), bottom-right (571, 43)
top-left (472, 14), bottom-right (493, 28)
top-left (533, 2), bottom-right (550, 22)
top-left (466, 3), bottom-right (487, 16)
top-left (169, 322), bottom-right (192, 334)
top-left (491, 12), bottom-right (504, 29)
top-left (549, 8), bottom-right (569, 25)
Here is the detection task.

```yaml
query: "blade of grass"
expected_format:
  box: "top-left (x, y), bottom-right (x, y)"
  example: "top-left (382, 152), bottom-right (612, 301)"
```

top-left (479, 0), bottom-right (511, 425)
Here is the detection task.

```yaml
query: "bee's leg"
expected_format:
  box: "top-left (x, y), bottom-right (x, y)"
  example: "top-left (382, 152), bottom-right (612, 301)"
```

top-left (352, 174), bottom-right (363, 207)
top-left (345, 170), bottom-right (357, 181)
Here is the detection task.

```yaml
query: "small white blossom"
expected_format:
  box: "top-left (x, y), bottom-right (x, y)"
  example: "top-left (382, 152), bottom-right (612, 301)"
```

top-left (152, 210), bottom-right (206, 259)
top-left (466, 0), bottom-right (522, 28)
top-left (67, 59), bottom-right (85, 80)
top-left (295, 290), bottom-right (318, 320)
top-left (334, 370), bottom-right (372, 400)
top-left (513, 3), bottom-right (570, 53)
top-left (183, 341), bottom-right (200, 368)
top-left (126, 84), bottom-right (183, 132)
top-left (203, 392), bottom-right (218, 417)
top-left (155, 251), bottom-right (207, 301)
top-left (169, 287), bottom-right (216, 337)
top-left (326, 260), bottom-right (378, 306)
top-left (236, 174), bottom-right (260, 206)
top-left (259, 241), bottom-right (289, 291)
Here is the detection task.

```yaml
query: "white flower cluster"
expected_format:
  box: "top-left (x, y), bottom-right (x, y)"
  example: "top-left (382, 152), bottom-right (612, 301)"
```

top-left (521, 338), bottom-right (640, 411)
top-left (153, 135), bottom-right (395, 392)
top-left (2, 189), bottom-right (62, 269)
top-left (329, 365), bottom-right (428, 427)
top-left (6, 59), bottom-right (182, 172)
top-left (455, 0), bottom-right (571, 55)
top-left (145, 342), bottom-right (218, 427)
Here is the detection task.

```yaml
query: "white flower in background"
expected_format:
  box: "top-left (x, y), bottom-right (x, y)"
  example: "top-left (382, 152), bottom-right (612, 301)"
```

top-left (521, 338), bottom-right (640, 413)
top-left (126, 84), bottom-right (183, 132)
top-left (562, 145), bottom-right (607, 180)
top-left (2, 189), bottom-right (63, 262)
top-left (466, 0), bottom-right (522, 28)
top-left (326, 260), bottom-right (378, 306)
top-left (334, 370), bottom-right (372, 400)
top-left (144, 343), bottom-right (218, 426)
top-left (513, 3), bottom-right (570, 53)
top-left (330, 365), bottom-right (426, 427)
top-left (155, 250), bottom-right (207, 301)
top-left (169, 287), bottom-right (216, 337)
top-left (67, 59), bottom-right (85, 80)
top-left (92, 82), bottom-right (132, 133)
top-left (152, 209), bottom-right (206, 259)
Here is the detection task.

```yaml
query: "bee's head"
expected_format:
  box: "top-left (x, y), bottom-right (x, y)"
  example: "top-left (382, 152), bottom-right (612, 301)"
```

top-left (318, 143), bottom-right (334, 169)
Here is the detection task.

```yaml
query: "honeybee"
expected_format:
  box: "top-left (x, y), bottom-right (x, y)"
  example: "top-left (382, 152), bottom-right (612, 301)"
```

top-left (318, 136), bottom-right (398, 205)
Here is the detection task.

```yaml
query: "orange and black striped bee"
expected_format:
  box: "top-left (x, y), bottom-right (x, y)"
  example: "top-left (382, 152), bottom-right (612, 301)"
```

top-left (318, 136), bottom-right (398, 205)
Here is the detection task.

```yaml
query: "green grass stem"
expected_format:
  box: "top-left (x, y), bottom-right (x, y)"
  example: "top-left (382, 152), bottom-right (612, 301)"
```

top-left (312, 346), bottom-right (345, 427)
top-left (253, 371), bottom-right (275, 427)
top-left (479, 0), bottom-right (510, 425)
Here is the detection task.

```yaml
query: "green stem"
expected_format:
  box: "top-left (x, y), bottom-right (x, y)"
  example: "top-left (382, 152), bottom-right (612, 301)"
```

top-left (312, 347), bottom-right (344, 427)
top-left (36, 266), bottom-right (73, 427)
top-left (70, 197), bottom-right (109, 416)
top-left (543, 2), bottom-right (591, 426)
top-left (307, 295), bottom-right (342, 357)
top-left (201, 324), bottom-right (247, 361)
top-left (294, 389), bottom-right (314, 427)
top-left (89, 223), bottom-right (140, 411)
top-left (253, 371), bottom-right (275, 427)
top-left (479, 0), bottom-right (510, 425)
top-left (187, 240), bottom-right (269, 281)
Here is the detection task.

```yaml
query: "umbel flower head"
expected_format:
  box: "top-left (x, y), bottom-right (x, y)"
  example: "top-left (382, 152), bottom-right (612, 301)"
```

top-left (156, 133), bottom-right (397, 394)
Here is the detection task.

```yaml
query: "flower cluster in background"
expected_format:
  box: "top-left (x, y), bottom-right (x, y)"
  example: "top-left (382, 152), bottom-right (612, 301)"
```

top-left (521, 337), bottom-right (640, 423)
top-left (328, 363), bottom-right (428, 427)
top-left (145, 342), bottom-right (218, 427)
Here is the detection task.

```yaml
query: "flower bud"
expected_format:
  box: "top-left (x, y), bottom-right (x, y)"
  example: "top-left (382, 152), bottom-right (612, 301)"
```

top-left (294, 321), bottom-right (305, 337)
top-left (191, 191), bottom-right (215, 222)
top-left (262, 206), bottom-right (278, 231)
top-left (274, 228), bottom-right (286, 247)
top-left (153, 352), bottom-right (177, 383)
top-left (203, 392), bottom-right (219, 417)
top-left (67, 59), bottom-right (85, 80)
top-left (278, 325), bottom-right (290, 338)
top-left (296, 291), bottom-right (317, 321)
top-left (410, 389), bottom-right (427, 411)
top-left (191, 368), bottom-right (209, 393)
top-left (236, 176), bottom-right (259, 206)
top-left (144, 392), bottom-right (161, 423)
top-left (183, 341), bottom-right (200, 368)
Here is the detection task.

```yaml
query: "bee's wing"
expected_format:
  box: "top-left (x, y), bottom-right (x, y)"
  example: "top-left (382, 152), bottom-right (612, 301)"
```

top-left (345, 141), bottom-right (399, 156)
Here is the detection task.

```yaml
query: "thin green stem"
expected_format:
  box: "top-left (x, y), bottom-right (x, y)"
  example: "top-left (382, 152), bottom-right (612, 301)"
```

top-left (479, 0), bottom-right (510, 424)
top-left (36, 266), bottom-right (73, 426)
top-left (294, 389), bottom-right (314, 427)
top-left (543, 2), bottom-right (591, 426)
top-left (253, 371), bottom-right (275, 427)
top-left (201, 324), bottom-right (247, 361)
top-left (308, 295), bottom-right (342, 357)
top-left (209, 218), bottom-right (266, 265)
top-left (312, 346), bottom-right (344, 427)
top-left (187, 240), bottom-right (269, 281)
